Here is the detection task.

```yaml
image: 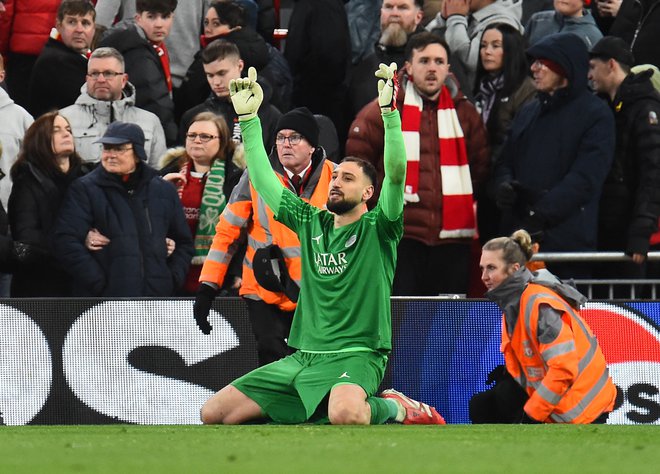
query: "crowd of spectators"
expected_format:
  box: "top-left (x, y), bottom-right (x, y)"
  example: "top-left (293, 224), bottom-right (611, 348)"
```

top-left (0, 0), bottom-right (659, 298)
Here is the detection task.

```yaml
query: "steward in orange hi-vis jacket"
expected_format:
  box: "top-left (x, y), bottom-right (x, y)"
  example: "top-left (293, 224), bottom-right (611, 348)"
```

top-left (491, 268), bottom-right (617, 423)
top-left (201, 151), bottom-right (334, 309)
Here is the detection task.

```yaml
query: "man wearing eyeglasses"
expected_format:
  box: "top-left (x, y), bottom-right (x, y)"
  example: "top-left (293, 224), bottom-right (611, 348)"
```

top-left (61, 47), bottom-right (166, 168)
top-left (28, 1), bottom-right (96, 118)
top-left (194, 105), bottom-right (336, 367)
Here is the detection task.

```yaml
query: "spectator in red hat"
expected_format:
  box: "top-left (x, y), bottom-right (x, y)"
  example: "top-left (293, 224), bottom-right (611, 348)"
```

top-left (494, 33), bottom-right (615, 279)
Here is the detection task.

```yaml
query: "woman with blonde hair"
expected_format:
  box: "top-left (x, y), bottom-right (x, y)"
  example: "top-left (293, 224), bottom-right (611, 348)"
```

top-left (161, 111), bottom-right (245, 295)
top-left (471, 229), bottom-right (617, 424)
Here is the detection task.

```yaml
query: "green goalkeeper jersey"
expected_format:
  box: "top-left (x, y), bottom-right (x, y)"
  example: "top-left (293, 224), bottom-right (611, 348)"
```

top-left (276, 190), bottom-right (402, 352)
top-left (240, 110), bottom-right (406, 353)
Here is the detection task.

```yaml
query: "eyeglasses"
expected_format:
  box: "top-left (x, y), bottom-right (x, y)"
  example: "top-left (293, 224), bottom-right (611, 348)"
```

top-left (186, 133), bottom-right (219, 143)
top-left (276, 134), bottom-right (303, 146)
top-left (87, 71), bottom-right (124, 80)
top-left (530, 60), bottom-right (547, 71)
top-left (102, 145), bottom-right (133, 155)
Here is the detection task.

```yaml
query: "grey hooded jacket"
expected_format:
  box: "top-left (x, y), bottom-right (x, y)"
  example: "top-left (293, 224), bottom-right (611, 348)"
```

top-left (61, 81), bottom-right (167, 168)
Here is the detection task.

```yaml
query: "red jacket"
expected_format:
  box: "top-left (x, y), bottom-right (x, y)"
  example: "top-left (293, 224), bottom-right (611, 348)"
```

top-left (0, 0), bottom-right (60, 57)
top-left (346, 73), bottom-right (490, 245)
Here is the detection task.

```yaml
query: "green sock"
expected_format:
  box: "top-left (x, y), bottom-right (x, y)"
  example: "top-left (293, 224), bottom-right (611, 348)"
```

top-left (367, 397), bottom-right (402, 424)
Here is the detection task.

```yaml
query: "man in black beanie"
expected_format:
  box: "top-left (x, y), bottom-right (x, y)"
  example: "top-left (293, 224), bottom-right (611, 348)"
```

top-left (193, 106), bottom-right (336, 366)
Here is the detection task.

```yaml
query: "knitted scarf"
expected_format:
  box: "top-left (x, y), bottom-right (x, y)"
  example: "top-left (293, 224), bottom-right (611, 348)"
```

top-left (178, 158), bottom-right (226, 264)
top-left (477, 73), bottom-right (504, 124)
top-left (401, 80), bottom-right (476, 239)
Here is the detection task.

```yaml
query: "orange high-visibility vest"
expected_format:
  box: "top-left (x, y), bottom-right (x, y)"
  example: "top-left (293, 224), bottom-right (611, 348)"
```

top-left (501, 283), bottom-right (617, 423)
top-left (199, 158), bottom-right (335, 311)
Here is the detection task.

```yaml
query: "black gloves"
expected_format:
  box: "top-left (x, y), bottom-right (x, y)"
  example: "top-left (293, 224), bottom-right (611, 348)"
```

top-left (193, 283), bottom-right (218, 334)
top-left (12, 241), bottom-right (47, 265)
top-left (520, 411), bottom-right (541, 424)
top-left (485, 364), bottom-right (509, 385)
top-left (523, 209), bottom-right (547, 237)
top-left (495, 181), bottom-right (519, 210)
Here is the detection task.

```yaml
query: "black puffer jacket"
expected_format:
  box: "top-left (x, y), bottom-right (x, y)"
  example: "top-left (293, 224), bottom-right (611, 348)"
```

top-left (99, 25), bottom-right (178, 145)
top-left (175, 28), bottom-right (271, 121)
top-left (179, 82), bottom-right (281, 151)
top-left (8, 161), bottom-right (87, 296)
top-left (610, 0), bottom-right (660, 69)
top-left (598, 70), bottom-right (660, 255)
top-left (28, 38), bottom-right (87, 117)
top-left (53, 163), bottom-right (193, 297)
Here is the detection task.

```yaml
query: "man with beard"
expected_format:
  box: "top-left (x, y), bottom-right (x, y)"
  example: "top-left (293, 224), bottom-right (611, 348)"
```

top-left (346, 0), bottom-right (424, 122)
top-left (347, 32), bottom-right (489, 296)
top-left (197, 64), bottom-right (446, 426)
top-left (194, 105), bottom-right (335, 367)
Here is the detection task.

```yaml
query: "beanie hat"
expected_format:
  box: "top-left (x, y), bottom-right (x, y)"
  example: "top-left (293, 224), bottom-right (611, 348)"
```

top-left (275, 107), bottom-right (319, 148)
top-left (537, 58), bottom-right (567, 78)
top-left (94, 121), bottom-right (148, 162)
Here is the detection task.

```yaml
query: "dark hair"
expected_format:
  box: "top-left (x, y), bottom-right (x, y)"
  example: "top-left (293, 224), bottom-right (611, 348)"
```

top-left (209, 1), bottom-right (246, 29)
top-left (405, 31), bottom-right (450, 64)
top-left (474, 23), bottom-right (530, 97)
top-left (186, 111), bottom-right (236, 165)
top-left (201, 39), bottom-right (242, 65)
top-left (136, 0), bottom-right (177, 15)
top-left (11, 111), bottom-right (83, 180)
top-left (341, 156), bottom-right (378, 189)
top-left (482, 229), bottom-right (534, 266)
top-left (57, 0), bottom-right (96, 22)
top-left (412, 0), bottom-right (424, 8)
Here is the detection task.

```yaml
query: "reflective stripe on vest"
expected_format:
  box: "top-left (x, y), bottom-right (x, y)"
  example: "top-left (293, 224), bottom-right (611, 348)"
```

top-left (549, 368), bottom-right (612, 423)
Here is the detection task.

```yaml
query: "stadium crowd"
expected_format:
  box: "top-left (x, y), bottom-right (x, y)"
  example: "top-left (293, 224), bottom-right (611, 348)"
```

top-left (0, 0), bottom-right (648, 426)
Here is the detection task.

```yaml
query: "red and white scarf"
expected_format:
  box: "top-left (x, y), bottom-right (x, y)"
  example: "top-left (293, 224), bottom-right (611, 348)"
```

top-left (401, 80), bottom-right (476, 239)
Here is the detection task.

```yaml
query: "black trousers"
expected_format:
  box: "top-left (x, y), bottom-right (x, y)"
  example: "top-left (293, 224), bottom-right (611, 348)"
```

top-left (393, 239), bottom-right (471, 296)
top-left (245, 299), bottom-right (295, 367)
top-left (470, 366), bottom-right (610, 424)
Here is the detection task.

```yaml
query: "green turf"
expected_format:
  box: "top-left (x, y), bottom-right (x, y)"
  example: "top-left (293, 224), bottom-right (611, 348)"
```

top-left (0, 424), bottom-right (658, 473)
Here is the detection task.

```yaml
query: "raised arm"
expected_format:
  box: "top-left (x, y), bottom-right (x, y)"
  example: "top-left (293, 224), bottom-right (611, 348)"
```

top-left (375, 63), bottom-right (406, 220)
top-left (230, 67), bottom-right (284, 212)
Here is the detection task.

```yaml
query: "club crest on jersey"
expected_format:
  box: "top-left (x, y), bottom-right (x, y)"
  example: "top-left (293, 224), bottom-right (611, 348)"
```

top-left (345, 235), bottom-right (357, 248)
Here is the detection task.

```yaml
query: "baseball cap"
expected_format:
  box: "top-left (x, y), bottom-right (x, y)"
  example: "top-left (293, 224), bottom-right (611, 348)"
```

top-left (94, 121), bottom-right (148, 162)
top-left (589, 36), bottom-right (635, 67)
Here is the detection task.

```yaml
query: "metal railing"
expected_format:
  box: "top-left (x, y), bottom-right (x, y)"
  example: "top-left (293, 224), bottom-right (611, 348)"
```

top-left (532, 251), bottom-right (660, 299)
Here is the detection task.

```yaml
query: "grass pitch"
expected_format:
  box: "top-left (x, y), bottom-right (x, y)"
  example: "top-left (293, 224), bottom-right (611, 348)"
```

top-left (0, 424), bottom-right (658, 473)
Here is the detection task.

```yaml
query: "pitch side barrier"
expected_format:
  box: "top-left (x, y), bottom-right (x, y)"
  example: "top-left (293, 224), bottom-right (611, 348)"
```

top-left (1, 298), bottom-right (658, 425)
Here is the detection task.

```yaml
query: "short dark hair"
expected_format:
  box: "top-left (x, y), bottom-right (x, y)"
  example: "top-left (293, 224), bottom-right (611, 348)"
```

top-left (57, 0), bottom-right (96, 22)
top-left (341, 156), bottom-right (378, 189)
top-left (209, 1), bottom-right (246, 29)
top-left (201, 39), bottom-right (241, 65)
top-left (11, 111), bottom-right (83, 180)
top-left (136, 0), bottom-right (177, 15)
top-left (474, 23), bottom-right (530, 97)
top-left (405, 31), bottom-right (450, 63)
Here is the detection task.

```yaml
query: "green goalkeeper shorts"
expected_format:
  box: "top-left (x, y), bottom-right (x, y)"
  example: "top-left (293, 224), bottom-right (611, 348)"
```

top-left (232, 350), bottom-right (388, 424)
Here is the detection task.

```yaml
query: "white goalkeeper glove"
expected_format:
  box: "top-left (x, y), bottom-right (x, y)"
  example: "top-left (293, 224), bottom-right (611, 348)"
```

top-left (376, 62), bottom-right (399, 114)
top-left (229, 66), bottom-right (263, 121)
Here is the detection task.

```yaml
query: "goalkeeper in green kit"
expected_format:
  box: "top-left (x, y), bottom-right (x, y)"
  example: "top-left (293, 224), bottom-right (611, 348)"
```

top-left (198, 63), bottom-right (446, 425)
